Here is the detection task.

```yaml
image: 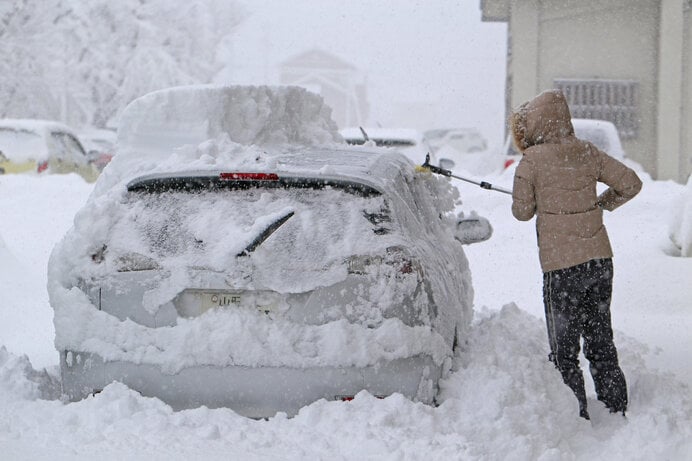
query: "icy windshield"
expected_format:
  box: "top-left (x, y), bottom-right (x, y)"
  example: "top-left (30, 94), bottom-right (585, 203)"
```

top-left (0, 128), bottom-right (45, 162)
top-left (109, 178), bottom-right (395, 272)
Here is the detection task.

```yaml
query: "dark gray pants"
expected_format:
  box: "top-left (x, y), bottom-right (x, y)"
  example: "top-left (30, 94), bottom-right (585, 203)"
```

top-left (543, 258), bottom-right (627, 415)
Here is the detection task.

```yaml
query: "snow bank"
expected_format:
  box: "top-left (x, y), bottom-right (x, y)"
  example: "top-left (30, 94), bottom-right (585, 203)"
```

top-left (0, 307), bottom-right (689, 460)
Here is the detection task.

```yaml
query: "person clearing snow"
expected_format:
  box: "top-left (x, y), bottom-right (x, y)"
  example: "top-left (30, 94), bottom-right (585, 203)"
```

top-left (509, 89), bottom-right (642, 420)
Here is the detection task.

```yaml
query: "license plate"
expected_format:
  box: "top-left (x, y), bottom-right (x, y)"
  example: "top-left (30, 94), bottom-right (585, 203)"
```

top-left (201, 292), bottom-right (241, 311)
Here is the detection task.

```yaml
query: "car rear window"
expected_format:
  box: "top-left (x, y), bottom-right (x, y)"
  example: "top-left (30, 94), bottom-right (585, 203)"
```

top-left (110, 175), bottom-right (397, 270)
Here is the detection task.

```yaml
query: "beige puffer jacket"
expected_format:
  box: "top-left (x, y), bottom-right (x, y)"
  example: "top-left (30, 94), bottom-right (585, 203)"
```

top-left (511, 90), bottom-right (642, 272)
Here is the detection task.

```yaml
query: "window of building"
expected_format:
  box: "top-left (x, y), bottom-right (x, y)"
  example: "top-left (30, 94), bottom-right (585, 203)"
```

top-left (554, 79), bottom-right (639, 139)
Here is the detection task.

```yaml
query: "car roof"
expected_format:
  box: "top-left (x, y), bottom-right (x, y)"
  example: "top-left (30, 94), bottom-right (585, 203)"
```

top-left (0, 118), bottom-right (77, 136)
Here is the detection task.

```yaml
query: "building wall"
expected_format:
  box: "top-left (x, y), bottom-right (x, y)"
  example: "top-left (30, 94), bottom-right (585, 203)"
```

top-left (509, 0), bottom-right (659, 175)
top-left (485, 0), bottom-right (691, 181)
top-left (683, 1), bottom-right (692, 180)
top-left (279, 51), bottom-right (369, 130)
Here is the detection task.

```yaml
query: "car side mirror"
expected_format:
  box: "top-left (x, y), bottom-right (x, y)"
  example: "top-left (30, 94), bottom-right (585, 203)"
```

top-left (86, 150), bottom-right (101, 164)
top-left (454, 211), bottom-right (493, 245)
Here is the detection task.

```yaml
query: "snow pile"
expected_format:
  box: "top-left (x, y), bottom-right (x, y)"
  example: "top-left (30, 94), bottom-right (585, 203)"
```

top-left (669, 174), bottom-right (692, 257)
top-left (0, 307), bottom-right (690, 459)
top-left (1, 167), bottom-right (691, 458)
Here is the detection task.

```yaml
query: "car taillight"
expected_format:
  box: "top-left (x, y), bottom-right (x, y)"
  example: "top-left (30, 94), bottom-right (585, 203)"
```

top-left (90, 245), bottom-right (159, 271)
top-left (347, 254), bottom-right (383, 274)
top-left (219, 172), bottom-right (279, 181)
top-left (37, 160), bottom-right (48, 173)
top-left (503, 159), bottom-right (515, 169)
top-left (347, 247), bottom-right (418, 276)
top-left (115, 253), bottom-right (160, 272)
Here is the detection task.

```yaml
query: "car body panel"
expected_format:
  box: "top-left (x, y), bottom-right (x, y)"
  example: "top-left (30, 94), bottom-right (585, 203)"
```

top-left (60, 350), bottom-right (440, 418)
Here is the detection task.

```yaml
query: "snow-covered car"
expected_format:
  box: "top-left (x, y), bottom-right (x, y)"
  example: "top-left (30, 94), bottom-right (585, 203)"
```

top-left (78, 127), bottom-right (117, 172)
top-left (502, 118), bottom-right (639, 171)
top-left (425, 128), bottom-right (487, 154)
top-left (0, 119), bottom-right (99, 182)
top-left (424, 128), bottom-right (503, 177)
top-left (340, 127), bottom-right (433, 166)
top-left (49, 85), bottom-right (488, 418)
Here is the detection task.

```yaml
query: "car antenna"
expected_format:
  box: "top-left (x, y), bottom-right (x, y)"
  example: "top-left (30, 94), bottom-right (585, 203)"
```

top-left (415, 153), bottom-right (513, 195)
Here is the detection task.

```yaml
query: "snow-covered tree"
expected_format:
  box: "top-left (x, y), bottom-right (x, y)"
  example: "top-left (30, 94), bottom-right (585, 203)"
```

top-left (0, 0), bottom-right (245, 128)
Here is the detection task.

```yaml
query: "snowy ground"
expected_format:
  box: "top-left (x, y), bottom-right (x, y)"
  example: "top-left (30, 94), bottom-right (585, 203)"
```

top-left (0, 170), bottom-right (690, 460)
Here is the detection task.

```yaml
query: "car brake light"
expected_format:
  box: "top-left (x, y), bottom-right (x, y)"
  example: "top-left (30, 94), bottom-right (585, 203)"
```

top-left (347, 255), bottom-right (382, 274)
top-left (37, 160), bottom-right (48, 173)
top-left (503, 159), bottom-right (515, 169)
top-left (115, 252), bottom-right (160, 272)
top-left (219, 172), bottom-right (279, 181)
top-left (347, 247), bottom-right (418, 275)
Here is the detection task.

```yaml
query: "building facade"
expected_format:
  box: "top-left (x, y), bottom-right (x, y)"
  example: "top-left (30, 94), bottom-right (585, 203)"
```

top-left (279, 49), bottom-right (369, 130)
top-left (481, 0), bottom-right (691, 182)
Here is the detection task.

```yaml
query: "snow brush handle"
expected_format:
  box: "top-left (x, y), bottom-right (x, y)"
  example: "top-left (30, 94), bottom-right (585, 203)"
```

top-left (417, 154), bottom-right (513, 195)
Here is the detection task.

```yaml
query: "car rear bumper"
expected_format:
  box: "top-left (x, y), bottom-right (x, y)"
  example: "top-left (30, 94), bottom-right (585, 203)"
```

top-left (60, 351), bottom-right (443, 418)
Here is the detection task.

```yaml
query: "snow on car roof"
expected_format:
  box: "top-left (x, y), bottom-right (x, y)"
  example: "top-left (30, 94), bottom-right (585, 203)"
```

top-left (0, 118), bottom-right (77, 135)
top-left (93, 86), bottom-right (423, 198)
top-left (117, 85), bottom-right (341, 155)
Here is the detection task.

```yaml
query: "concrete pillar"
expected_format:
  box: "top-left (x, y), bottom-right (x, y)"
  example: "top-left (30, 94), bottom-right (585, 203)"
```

top-left (509, 0), bottom-right (540, 109)
top-left (656, 0), bottom-right (685, 181)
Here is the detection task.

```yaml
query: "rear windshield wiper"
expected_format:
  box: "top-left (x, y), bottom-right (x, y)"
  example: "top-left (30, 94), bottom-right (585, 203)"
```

top-left (237, 211), bottom-right (295, 257)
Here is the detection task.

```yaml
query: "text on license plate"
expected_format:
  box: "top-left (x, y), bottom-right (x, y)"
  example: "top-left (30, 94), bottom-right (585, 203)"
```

top-left (201, 293), bottom-right (241, 311)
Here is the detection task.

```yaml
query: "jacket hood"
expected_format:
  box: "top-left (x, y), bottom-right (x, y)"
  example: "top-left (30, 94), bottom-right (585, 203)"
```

top-left (510, 89), bottom-right (574, 151)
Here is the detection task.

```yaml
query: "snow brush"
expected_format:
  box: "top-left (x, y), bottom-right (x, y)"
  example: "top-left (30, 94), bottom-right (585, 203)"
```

top-left (415, 154), bottom-right (513, 195)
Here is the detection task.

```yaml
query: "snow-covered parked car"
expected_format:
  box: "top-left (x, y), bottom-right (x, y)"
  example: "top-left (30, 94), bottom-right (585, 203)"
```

top-left (340, 127), bottom-right (434, 166)
top-left (49, 85), bottom-right (488, 418)
top-left (425, 128), bottom-right (487, 154)
top-left (0, 119), bottom-right (99, 182)
top-left (502, 118), bottom-right (643, 172)
top-left (78, 127), bottom-right (117, 172)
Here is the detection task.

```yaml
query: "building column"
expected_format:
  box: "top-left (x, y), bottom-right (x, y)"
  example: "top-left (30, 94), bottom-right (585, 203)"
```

top-left (656, 0), bottom-right (685, 181)
top-left (509, 0), bottom-right (540, 109)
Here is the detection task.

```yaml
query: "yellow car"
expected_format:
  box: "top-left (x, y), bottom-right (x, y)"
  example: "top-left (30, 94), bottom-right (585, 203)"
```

top-left (0, 119), bottom-right (99, 182)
